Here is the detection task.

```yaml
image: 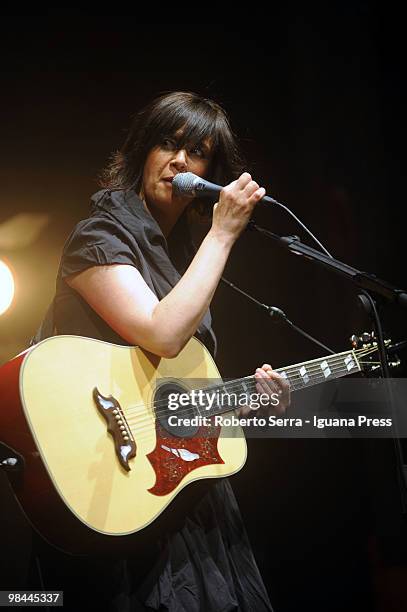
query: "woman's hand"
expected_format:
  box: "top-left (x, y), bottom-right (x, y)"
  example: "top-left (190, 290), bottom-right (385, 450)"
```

top-left (237, 364), bottom-right (290, 418)
top-left (210, 172), bottom-right (265, 246)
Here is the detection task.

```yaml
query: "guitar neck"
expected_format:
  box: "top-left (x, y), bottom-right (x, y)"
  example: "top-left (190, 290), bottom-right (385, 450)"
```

top-left (196, 348), bottom-right (362, 418)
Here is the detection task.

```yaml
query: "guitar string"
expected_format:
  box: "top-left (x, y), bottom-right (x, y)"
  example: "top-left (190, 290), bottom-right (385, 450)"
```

top-left (124, 354), bottom-right (379, 437)
top-left (127, 371), bottom-right (380, 444)
top-left (124, 362), bottom-right (356, 428)
top-left (123, 353), bottom-right (374, 429)
top-left (127, 369), bottom-right (356, 442)
top-left (124, 361), bottom-right (372, 438)
top-left (125, 366), bottom-right (381, 442)
top-left (95, 347), bottom-right (376, 442)
top-left (123, 349), bottom-right (367, 417)
top-left (122, 349), bottom-right (370, 421)
top-left (124, 361), bottom-right (360, 428)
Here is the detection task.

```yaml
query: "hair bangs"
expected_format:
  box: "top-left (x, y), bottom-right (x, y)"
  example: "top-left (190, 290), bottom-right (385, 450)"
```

top-left (153, 98), bottom-right (220, 151)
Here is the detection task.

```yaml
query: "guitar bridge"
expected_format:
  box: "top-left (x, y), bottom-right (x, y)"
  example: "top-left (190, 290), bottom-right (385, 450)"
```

top-left (92, 387), bottom-right (136, 471)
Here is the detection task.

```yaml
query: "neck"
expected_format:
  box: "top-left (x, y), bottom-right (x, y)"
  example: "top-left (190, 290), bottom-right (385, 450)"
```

top-left (181, 348), bottom-right (363, 419)
top-left (138, 193), bottom-right (187, 238)
top-left (147, 205), bottom-right (180, 238)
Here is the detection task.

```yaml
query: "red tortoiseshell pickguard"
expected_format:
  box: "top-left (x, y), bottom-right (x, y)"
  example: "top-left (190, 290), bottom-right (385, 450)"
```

top-left (146, 420), bottom-right (224, 496)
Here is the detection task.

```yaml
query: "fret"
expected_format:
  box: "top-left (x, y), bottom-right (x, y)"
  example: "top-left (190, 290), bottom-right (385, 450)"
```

top-left (320, 360), bottom-right (331, 378)
top-left (275, 350), bottom-right (361, 392)
top-left (181, 349), bottom-right (363, 419)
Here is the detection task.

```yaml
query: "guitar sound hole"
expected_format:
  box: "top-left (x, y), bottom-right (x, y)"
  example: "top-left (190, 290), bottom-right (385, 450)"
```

top-left (154, 382), bottom-right (200, 438)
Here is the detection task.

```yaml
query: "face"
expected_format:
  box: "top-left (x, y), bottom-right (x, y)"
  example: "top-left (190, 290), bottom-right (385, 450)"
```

top-left (140, 132), bottom-right (213, 217)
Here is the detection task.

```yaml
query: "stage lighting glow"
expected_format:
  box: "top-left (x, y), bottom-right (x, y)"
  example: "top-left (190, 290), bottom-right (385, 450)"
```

top-left (0, 259), bottom-right (15, 315)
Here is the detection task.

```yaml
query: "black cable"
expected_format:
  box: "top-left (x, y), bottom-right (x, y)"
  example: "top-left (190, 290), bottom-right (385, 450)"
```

top-left (269, 198), bottom-right (333, 257)
top-left (221, 277), bottom-right (336, 355)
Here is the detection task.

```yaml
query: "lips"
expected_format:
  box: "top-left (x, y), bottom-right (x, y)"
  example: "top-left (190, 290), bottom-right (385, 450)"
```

top-left (162, 176), bottom-right (174, 182)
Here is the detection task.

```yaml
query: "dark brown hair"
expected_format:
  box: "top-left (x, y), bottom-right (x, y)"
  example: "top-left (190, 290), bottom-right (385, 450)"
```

top-left (99, 91), bottom-right (245, 214)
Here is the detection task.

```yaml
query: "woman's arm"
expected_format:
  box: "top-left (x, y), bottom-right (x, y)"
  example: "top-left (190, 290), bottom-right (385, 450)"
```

top-left (66, 173), bottom-right (265, 358)
top-left (66, 230), bottom-right (230, 358)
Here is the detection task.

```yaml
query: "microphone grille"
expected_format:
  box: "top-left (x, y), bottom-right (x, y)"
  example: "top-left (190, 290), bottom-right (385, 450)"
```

top-left (172, 172), bottom-right (198, 197)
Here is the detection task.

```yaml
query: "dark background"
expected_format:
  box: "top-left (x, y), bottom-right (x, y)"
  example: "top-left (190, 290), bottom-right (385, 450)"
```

top-left (1, 9), bottom-right (407, 611)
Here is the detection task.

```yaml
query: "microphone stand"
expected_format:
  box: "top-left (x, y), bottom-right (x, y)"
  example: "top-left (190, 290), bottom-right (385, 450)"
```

top-left (246, 222), bottom-right (407, 309)
top-left (220, 277), bottom-right (336, 355)
top-left (247, 220), bottom-right (407, 511)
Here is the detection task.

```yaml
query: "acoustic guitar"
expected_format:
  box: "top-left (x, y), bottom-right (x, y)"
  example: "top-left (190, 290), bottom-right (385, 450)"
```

top-left (0, 334), bottom-right (381, 554)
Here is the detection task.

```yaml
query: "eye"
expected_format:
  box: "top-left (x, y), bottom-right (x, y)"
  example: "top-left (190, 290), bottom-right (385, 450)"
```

top-left (161, 138), bottom-right (176, 150)
top-left (189, 145), bottom-right (207, 159)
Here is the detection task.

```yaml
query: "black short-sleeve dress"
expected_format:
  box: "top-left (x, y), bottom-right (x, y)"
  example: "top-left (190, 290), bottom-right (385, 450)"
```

top-left (32, 189), bottom-right (273, 612)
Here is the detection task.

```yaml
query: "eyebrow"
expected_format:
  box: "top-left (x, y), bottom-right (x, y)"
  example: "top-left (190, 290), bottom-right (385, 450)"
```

top-left (167, 132), bottom-right (213, 155)
top-left (199, 141), bottom-right (212, 154)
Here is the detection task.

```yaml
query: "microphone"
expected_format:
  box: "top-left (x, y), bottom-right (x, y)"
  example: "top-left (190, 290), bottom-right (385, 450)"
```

top-left (172, 172), bottom-right (278, 206)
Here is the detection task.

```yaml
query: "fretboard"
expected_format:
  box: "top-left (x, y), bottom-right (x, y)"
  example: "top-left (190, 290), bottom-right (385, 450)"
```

top-left (195, 349), bottom-right (361, 417)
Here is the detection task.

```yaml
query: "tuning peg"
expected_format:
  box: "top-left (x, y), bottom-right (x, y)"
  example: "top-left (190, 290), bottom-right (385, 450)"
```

top-left (389, 357), bottom-right (401, 369)
top-left (350, 334), bottom-right (359, 348)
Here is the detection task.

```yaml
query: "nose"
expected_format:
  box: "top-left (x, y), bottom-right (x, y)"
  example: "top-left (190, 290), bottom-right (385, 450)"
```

top-left (171, 148), bottom-right (188, 172)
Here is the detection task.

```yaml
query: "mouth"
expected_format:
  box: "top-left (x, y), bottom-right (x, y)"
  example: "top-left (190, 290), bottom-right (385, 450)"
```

top-left (162, 176), bottom-right (174, 183)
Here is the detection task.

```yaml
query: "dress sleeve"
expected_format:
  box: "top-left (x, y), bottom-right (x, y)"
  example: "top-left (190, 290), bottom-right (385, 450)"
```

top-left (59, 216), bottom-right (141, 279)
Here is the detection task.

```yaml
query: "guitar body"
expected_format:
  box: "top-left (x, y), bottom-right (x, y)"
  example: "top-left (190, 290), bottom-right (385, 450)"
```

top-left (0, 336), bottom-right (246, 554)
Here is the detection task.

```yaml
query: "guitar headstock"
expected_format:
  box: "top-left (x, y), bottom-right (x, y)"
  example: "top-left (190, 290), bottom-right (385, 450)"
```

top-left (350, 331), bottom-right (401, 374)
top-left (350, 331), bottom-right (392, 350)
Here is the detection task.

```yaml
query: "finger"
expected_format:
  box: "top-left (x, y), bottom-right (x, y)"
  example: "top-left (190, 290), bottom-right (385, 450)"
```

top-left (255, 380), bottom-right (275, 398)
top-left (236, 172), bottom-right (253, 189)
top-left (255, 369), bottom-right (268, 392)
top-left (247, 187), bottom-right (266, 206)
top-left (255, 368), bottom-right (290, 415)
top-left (255, 381), bottom-right (267, 400)
top-left (255, 369), bottom-right (278, 395)
top-left (255, 378), bottom-right (273, 400)
top-left (268, 372), bottom-right (290, 410)
top-left (262, 369), bottom-right (289, 399)
top-left (243, 179), bottom-right (259, 196)
top-left (243, 180), bottom-right (263, 200)
top-left (266, 370), bottom-right (287, 386)
top-left (256, 367), bottom-right (275, 382)
top-left (255, 378), bottom-right (281, 415)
